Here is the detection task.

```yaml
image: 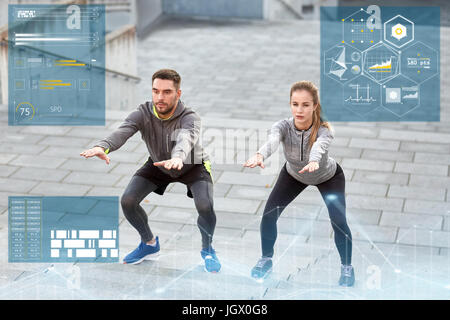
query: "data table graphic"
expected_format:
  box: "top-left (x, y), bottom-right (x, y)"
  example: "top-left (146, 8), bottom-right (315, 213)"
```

top-left (8, 196), bottom-right (118, 263)
top-left (8, 4), bottom-right (105, 125)
top-left (321, 6), bottom-right (440, 121)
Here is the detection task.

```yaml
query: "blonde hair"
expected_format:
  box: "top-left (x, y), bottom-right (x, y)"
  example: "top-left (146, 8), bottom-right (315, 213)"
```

top-left (290, 81), bottom-right (333, 151)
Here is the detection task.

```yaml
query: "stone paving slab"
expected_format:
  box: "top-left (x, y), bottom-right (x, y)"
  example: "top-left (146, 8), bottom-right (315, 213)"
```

top-left (27, 182), bottom-right (92, 196)
top-left (400, 141), bottom-right (450, 154)
top-left (403, 199), bottom-right (450, 215)
top-left (0, 143), bottom-right (47, 155)
top-left (0, 178), bottom-right (38, 193)
top-left (318, 207), bottom-right (381, 226)
top-left (346, 195), bottom-right (404, 212)
top-left (372, 243), bottom-right (441, 257)
top-left (352, 170), bottom-right (410, 186)
top-left (378, 129), bottom-right (450, 144)
top-left (217, 171), bottom-right (277, 187)
top-left (328, 146), bottom-right (362, 158)
top-left (397, 228), bottom-right (450, 248)
top-left (360, 149), bottom-right (414, 162)
top-left (342, 158), bottom-right (396, 172)
top-left (388, 185), bottom-right (447, 201)
top-left (12, 154), bottom-right (67, 169)
top-left (346, 181), bottom-right (388, 197)
top-left (379, 211), bottom-right (444, 230)
top-left (0, 165), bottom-right (20, 178)
top-left (408, 175), bottom-right (450, 189)
top-left (394, 162), bottom-right (449, 177)
top-left (62, 171), bottom-right (123, 187)
top-left (10, 167), bottom-right (70, 183)
top-left (349, 138), bottom-right (400, 151)
top-left (59, 158), bottom-right (118, 174)
top-left (1, 133), bottom-right (46, 145)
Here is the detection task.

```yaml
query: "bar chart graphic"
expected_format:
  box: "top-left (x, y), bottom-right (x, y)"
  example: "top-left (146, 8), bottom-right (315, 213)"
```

top-left (9, 196), bottom-right (119, 263)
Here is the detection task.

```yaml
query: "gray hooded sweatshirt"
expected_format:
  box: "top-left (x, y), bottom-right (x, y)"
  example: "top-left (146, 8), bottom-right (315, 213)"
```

top-left (257, 117), bottom-right (337, 185)
top-left (94, 100), bottom-right (209, 178)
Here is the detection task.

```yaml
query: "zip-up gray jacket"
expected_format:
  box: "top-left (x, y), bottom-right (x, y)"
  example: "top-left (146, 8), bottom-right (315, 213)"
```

top-left (257, 117), bottom-right (337, 185)
top-left (94, 100), bottom-right (209, 178)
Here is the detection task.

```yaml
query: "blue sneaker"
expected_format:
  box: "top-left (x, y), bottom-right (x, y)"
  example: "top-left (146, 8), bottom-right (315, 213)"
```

top-left (251, 257), bottom-right (272, 280)
top-left (200, 247), bottom-right (221, 273)
top-left (123, 236), bottom-right (160, 265)
top-left (339, 264), bottom-right (355, 287)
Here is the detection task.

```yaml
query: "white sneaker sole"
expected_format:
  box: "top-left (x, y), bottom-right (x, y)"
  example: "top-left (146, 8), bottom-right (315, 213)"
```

top-left (125, 251), bottom-right (160, 265)
top-left (203, 256), bottom-right (221, 273)
top-left (252, 267), bottom-right (272, 281)
top-left (145, 251), bottom-right (160, 261)
top-left (203, 266), bottom-right (221, 273)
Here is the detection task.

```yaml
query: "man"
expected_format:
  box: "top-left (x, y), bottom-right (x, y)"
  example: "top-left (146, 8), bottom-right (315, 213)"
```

top-left (80, 69), bottom-right (221, 272)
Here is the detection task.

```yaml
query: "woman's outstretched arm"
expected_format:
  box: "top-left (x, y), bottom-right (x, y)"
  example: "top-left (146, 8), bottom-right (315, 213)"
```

top-left (244, 120), bottom-right (285, 168)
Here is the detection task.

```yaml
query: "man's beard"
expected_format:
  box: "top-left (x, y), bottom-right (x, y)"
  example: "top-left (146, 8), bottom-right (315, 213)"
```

top-left (156, 97), bottom-right (177, 115)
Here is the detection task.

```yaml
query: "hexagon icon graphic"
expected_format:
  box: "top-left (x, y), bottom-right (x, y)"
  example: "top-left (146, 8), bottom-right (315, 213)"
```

top-left (384, 15), bottom-right (414, 48)
top-left (382, 74), bottom-right (419, 117)
top-left (392, 23), bottom-right (407, 40)
top-left (324, 43), bottom-right (363, 84)
top-left (341, 8), bottom-right (382, 51)
top-left (343, 74), bottom-right (381, 117)
top-left (362, 42), bottom-right (400, 84)
top-left (401, 41), bottom-right (439, 84)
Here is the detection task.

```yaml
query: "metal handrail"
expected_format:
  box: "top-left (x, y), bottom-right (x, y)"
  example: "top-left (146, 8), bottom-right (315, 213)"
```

top-left (0, 2), bottom-right (140, 85)
top-left (276, 0), bottom-right (304, 19)
top-left (0, 38), bottom-right (141, 82)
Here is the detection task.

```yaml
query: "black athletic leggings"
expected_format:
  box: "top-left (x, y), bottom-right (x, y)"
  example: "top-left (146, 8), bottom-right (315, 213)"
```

top-left (260, 163), bottom-right (352, 265)
top-left (121, 176), bottom-right (216, 249)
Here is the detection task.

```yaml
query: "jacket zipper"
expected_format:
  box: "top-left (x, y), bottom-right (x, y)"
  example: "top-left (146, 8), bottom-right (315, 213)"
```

top-left (161, 120), bottom-right (165, 154)
top-left (301, 131), bottom-right (304, 161)
top-left (166, 134), bottom-right (169, 153)
top-left (161, 119), bottom-right (171, 154)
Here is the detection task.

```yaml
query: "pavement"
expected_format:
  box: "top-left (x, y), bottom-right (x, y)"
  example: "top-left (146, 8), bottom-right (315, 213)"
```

top-left (0, 16), bottom-right (450, 300)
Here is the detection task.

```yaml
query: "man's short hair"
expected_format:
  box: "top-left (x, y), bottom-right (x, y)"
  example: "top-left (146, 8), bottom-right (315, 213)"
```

top-left (152, 69), bottom-right (181, 90)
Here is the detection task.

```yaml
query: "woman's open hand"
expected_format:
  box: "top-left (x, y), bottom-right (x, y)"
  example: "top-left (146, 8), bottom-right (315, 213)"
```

top-left (243, 153), bottom-right (265, 169)
top-left (298, 161), bottom-right (319, 174)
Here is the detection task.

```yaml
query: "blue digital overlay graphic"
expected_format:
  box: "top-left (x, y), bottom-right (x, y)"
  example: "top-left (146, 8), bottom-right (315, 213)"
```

top-left (320, 6), bottom-right (440, 121)
top-left (8, 4), bottom-right (105, 125)
top-left (9, 196), bottom-right (119, 263)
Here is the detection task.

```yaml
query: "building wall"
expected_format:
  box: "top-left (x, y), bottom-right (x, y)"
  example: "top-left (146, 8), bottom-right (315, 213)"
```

top-left (135, 0), bottom-right (163, 37)
top-left (162, 0), bottom-right (264, 19)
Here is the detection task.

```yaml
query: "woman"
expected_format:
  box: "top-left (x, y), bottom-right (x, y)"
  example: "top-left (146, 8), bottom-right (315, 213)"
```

top-left (243, 81), bottom-right (354, 286)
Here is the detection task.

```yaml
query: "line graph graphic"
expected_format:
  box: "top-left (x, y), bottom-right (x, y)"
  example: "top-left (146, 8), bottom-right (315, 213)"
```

top-left (345, 83), bottom-right (377, 104)
top-left (363, 43), bottom-right (400, 83)
top-left (368, 56), bottom-right (393, 73)
top-left (402, 86), bottom-right (418, 99)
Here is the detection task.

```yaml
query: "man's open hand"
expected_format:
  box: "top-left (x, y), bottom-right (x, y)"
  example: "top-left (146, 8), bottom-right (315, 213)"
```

top-left (153, 157), bottom-right (183, 170)
top-left (80, 146), bottom-right (110, 164)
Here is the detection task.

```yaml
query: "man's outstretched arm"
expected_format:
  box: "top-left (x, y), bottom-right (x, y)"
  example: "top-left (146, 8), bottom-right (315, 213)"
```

top-left (80, 109), bottom-right (142, 164)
